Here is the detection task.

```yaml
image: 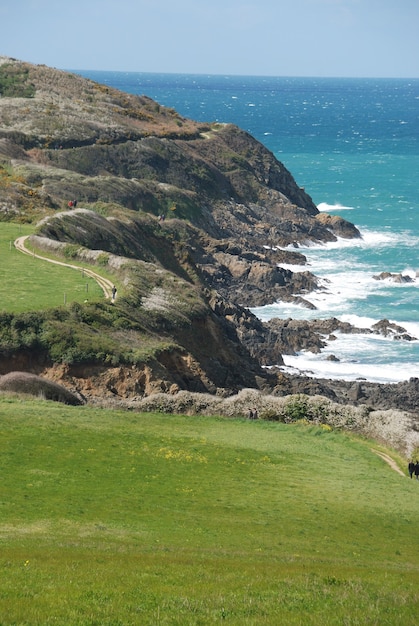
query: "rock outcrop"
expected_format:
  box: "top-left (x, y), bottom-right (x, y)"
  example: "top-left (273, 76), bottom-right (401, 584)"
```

top-left (373, 271), bottom-right (415, 284)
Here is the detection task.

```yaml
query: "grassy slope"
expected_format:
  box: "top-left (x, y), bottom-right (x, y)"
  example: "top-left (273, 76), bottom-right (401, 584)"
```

top-left (0, 223), bottom-right (103, 312)
top-left (0, 397), bottom-right (418, 625)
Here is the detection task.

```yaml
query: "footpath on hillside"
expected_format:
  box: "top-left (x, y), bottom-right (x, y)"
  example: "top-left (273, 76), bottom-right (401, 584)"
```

top-left (14, 235), bottom-right (115, 301)
top-left (371, 449), bottom-right (405, 476)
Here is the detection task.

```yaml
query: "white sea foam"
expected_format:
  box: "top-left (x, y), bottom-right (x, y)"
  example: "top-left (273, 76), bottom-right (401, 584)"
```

top-left (292, 228), bottom-right (417, 254)
top-left (340, 314), bottom-right (383, 329)
top-left (261, 315), bottom-right (419, 383)
top-left (263, 220), bottom-right (419, 323)
top-left (252, 220), bottom-right (419, 382)
top-left (317, 202), bottom-right (355, 211)
top-left (256, 263), bottom-right (419, 324)
top-left (360, 229), bottom-right (419, 249)
top-left (280, 353), bottom-right (419, 384)
top-left (279, 330), bottom-right (419, 382)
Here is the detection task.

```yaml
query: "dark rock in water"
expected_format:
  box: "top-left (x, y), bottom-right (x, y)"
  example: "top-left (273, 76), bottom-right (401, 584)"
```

top-left (261, 317), bottom-right (372, 358)
top-left (315, 212), bottom-right (362, 239)
top-left (373, 271), bottom-right (414, 283)
top-left (290, 296), bottom-right (318, 310)
top-left (264, 318), bottom-right (327, 355)
top-left (372, 319), bottom-right (417, 341)
top-left (394, 333), bottom-right (415, 341)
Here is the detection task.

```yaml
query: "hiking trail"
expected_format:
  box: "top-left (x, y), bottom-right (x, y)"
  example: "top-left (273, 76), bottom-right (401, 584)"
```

top-left (14, 236), bottom-right (115, 300)
top-left (371, 449), bottom-right (405, 477)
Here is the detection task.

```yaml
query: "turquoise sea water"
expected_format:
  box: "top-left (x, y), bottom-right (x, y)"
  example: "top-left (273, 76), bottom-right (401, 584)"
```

top-left (76, 71), bottom-right (419, 383)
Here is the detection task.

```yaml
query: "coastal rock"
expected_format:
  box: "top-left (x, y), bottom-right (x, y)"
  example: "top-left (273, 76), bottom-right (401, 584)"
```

top-left (372, 319), bottom-right (416, 341)
top-left (315, 212), bottom-right (362, 239)
top-left (257, 316), bottom-right (416, 362)
top-left (262, 317), bottom-right (371, 357)
top-left (198, 241), bottom-right (321, 307)
top-left (373, 271), bottom-right (414, 283)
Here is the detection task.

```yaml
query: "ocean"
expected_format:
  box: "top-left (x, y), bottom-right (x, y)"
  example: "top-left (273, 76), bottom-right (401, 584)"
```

top-left (76, 70), bottom-right (419, 384)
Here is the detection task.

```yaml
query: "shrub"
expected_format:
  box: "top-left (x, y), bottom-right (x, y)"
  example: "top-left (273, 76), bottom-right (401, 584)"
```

top-left (97, 252), bottom-right (109, 266)
top-left (0, 64), bottom-right (35, 98)
top-left (128, 390), bottom-right (418, 456)
top-left (284, 395), bottom-right (309, 422)
top-left (0, 371), bottom-right (83, 405)
top-left (63, 244), bottom-right (80, 259)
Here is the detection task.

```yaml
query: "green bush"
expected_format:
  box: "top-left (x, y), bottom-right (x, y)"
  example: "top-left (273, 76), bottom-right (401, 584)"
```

top-left (97, 252), bottom-right (109, 266)
top-left (284, 395), bottom-right (309, 422)
top-left (0, 64), bottom-right (35, 98)
top-left (63, 244), bottom-right (80, 259)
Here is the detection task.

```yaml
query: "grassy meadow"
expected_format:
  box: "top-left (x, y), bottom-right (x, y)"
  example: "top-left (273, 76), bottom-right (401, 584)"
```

top-left (0, 396), bottom-right (418, 625)
top-left (0, 223), bottom-right (103, 312)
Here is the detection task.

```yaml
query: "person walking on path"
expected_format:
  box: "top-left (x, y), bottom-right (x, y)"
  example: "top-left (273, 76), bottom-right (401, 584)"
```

top-left (408, 460), bottom-right (415, 478)
top-left (414, 461), bottom-right (419, 480)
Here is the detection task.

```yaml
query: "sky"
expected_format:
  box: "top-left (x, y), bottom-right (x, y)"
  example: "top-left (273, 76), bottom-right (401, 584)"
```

top-left (1, 0), bottom-right (419, 78)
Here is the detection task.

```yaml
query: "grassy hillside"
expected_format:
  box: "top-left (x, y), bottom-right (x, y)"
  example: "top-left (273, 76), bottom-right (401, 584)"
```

top-left (0, 396), bottom-right (418, 625)
top-left (0, 223), bottom-right (103, 312)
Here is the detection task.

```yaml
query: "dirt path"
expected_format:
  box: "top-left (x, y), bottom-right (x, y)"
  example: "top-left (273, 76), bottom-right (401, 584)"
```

top-left (14, 236), bottom-right (115, 300)
top-left (371, 449), bottom-right (405, 477)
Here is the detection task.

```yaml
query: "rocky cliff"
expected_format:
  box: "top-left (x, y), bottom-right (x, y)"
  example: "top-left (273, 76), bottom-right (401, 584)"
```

top-left (0, 57), bottom-right (417, 416)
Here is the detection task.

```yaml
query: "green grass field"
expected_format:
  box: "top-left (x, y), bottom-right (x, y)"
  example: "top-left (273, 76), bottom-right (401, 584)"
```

top-left (0, 223), bottom-right (104, 312)
top-left (0, 396), bottom-right (418, 625)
